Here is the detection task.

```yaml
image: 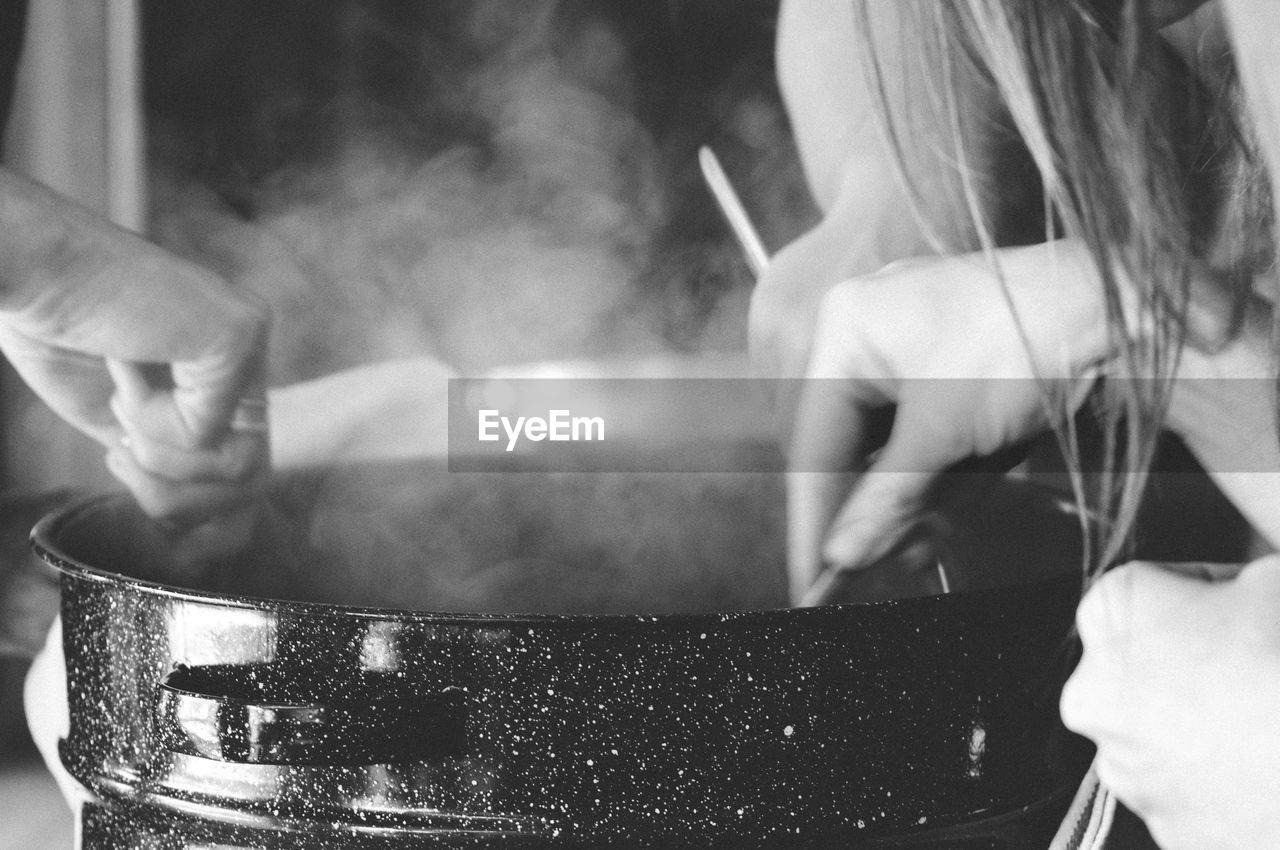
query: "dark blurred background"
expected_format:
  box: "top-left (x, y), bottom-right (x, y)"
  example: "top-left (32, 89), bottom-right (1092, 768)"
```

top-left (142, 0), bottom-right (813, 376)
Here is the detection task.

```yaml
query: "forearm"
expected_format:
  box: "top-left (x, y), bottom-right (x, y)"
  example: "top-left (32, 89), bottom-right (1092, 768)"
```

top-left (0, 168), bottom-right (145, 311)
top-left (0, 168), bottom-right (230, 327)
top-left (0, 167), bottom-right (257, 362)
top-left (761, 1), bottom-right (1015, 381)
top-left (1168, 296), bottom-right (1280, 547)
top-left (1149, 0), bottom-right (1280, 547)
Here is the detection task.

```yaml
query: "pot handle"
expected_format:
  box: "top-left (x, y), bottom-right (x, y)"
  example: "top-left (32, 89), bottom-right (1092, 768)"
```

top-left (156, 664), bottom-right (468, 766)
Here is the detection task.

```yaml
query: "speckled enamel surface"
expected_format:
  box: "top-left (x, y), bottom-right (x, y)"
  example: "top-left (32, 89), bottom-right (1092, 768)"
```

top-left (34, 471), bottom-right (1086, 848)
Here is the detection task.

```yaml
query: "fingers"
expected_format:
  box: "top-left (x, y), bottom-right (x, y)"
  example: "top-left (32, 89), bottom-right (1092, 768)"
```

top-left (822, 471), bottom-right (936, 569)
top-left (106, 358), bottom-right (268, 524)
top-left (786, 280), bottom-right (901, 604)
top-left (785, 377), bottom-right (887, 604)
top-left (105, 446), bottom-right (263, 526)
top-left (1073, 560), bottom-right (1206, 651)
top-left (779, 247), bottom-right (1110, 605)
top-left (1059, 563), bottom-right (1201, 820)
top-left (108, 359), bottom-right (267, 478)
top-left (1060, 556), bottom-right (1280, 845)
top-left (142, 291), bottom-right (269, 448)
top-left (786, 471), bottom-right (853, 604)
top-left (790, 381), bottom-right (972, 606)
top-left (0, 324), bottom-right (125, 447)
top-left (1061, 560), bottom-right (1225, 743)
top-left (799, 534), bottom-right (941, 607)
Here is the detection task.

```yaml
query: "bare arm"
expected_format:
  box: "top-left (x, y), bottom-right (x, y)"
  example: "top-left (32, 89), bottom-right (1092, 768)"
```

top-left (1168, 296), bottom-right (1280, 548)
top-left (775, 0), bottom-right (889, 215)
top-left (1158, 1), bottom-right (1280, 547)
top-left (755, 0), bottom-right (1009, 379)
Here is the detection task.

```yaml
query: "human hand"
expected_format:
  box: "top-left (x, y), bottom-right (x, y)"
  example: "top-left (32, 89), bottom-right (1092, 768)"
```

top-left (0, 171), bottom-right (269, 524)
top-left (788, 240), bottom-right (1118, 604)
top-left (749, 165), bottom-right (930, 382)
top-left (1060, 556), bottom-right (1280, 849)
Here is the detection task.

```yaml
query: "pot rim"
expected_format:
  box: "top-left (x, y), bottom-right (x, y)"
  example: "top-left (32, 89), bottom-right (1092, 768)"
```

top-left (32, 493), bottom-right (1080, 629)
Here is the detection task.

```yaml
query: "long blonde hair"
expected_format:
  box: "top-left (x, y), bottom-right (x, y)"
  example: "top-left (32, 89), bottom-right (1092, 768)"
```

top-left (853, 0), bottom-right (1272, 571)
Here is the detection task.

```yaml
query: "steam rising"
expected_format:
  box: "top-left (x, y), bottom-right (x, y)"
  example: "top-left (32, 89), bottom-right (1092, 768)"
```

top-left (284, 466), bottom-right (788, 614)
top-left (149, 0), bottom-right (802, 382)
top-left (141, 0), bottom-right (805, 613)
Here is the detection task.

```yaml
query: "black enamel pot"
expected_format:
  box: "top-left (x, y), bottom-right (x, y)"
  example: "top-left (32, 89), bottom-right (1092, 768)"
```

top-left (33, 461), bottom-right (1088, 848)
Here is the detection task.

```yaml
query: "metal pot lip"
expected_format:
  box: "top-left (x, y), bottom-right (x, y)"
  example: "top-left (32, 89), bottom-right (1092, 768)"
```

top-left (33, 493), bottom-right (1080, 629)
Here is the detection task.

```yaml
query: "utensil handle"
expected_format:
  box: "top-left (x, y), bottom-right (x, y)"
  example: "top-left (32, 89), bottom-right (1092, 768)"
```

top-left (698, 146), bottom-right (769, 278)
top-left (156, 664), bottom-right (468, 766)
